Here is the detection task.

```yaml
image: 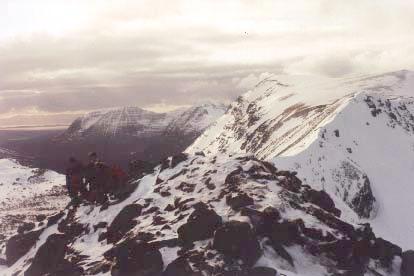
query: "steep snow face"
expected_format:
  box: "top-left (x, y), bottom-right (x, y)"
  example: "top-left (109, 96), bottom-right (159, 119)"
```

top-left (274, 93), bottom-right (414, 250)
top-left (2, 154), bottom-right (408, 276)
top-left (63, 103), bottom-right (227, 139)
top-left (0, 159), bottom-right (68, 256)
top-left (187, 70), bottom-right (414, 249)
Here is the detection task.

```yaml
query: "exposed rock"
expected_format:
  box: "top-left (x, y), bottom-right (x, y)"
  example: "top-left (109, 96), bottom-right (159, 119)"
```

top-left (371, 238), bottom-right (402, 267)
top-left (178, 203), bottom-right (222, 243)
top-left (105, 239), bottom-right (163, 276)
top-left (107, 204), bottom-right (142, 243)
top-left (25, 233), bottom-right (83, 276)
top-left (6, 229), bottom-right (42, 265)
top-left (268, 219), bottom-right (304, 246)
top-left (351, 175), bottom-right (376, 218)
top-left (93, 222), bottom-right (108, 232)
top-left (128, 159), bottom-right (155, 179)
top-left (226, 193), bottom-right (254, 210)
top-left (17, 222), bottom-right (36, 234)
top-left (401, 250), bottom-right (414, 276)
top-left (213, 221), bottom-right (261, 266)
top-left (35, 214), bottom-right (47, 222)
top-left (171, 153), bottom-right (188, 168)
top-left (248, 266), bottom-right (277, 276)
top-left (47, 211), bottom-right (65, 226)
top-left (163, 257), bottom-right (201, 276)
top-left (304, 189), bottom-right (341, 217)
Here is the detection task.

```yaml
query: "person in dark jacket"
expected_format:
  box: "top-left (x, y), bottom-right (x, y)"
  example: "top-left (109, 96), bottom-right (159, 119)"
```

top-left (65, 157), bottom-right (84, 199)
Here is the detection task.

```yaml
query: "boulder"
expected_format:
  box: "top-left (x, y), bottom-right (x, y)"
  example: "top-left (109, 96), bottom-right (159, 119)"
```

top-left (17, 222), bottom-right (36, 234)
top-left (177, 203), bottom-right (222, 244)
top-left (107, 204), bottom-right (142, 243)
top-left (370, 238), bottom-right (402, 267)
top-left (213, 221), bottom-right (261, 266)
top-left (35, 214), bottom-right (47, 222)
top-left (268, 219), bottom-right (304, 246)
top-left (171, 153), bottom-right (188, 168)
top-left (25, 233), bottom-right (83, 276)
top-left (226, 193), bottom-right (254, 210)
top-left (6, 229), bottom-right (42, 265)
top-left (107, 239), bottom-right (163, 276)
top-left (304, 189), bottom-right (341, 217)
top-left (162, 257), bottom-right (201, 276)
top-left (128, 159), bottom-right (155, 179)
top-left (401, 250), bottom-right (414, 276)
top-left (47, 211), bottom-right (65, 226)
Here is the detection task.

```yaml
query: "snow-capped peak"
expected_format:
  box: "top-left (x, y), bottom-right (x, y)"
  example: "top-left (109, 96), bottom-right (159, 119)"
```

top-left (187, 70), bottom-right (414, 249)
top-left (61, 103), bottom-right (227, 139)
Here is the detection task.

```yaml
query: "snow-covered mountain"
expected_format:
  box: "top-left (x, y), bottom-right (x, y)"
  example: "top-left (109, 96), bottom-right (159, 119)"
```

top-left (187, 70), bottom-right (414, 250)
top-left (2, 153), bottom-right (413, 276)
top-left (0, 159), bottom-right (68, 265)
top-left (61, 103), bottom-right (227, 139)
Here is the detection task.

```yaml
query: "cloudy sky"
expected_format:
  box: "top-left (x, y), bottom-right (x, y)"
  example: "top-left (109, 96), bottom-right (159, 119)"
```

top-left (1, 0), bottom-right (414, 126)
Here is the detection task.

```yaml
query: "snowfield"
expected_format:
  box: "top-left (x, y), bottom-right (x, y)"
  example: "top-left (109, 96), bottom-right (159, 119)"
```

top-left (0, 159), bottom-right (68, 266)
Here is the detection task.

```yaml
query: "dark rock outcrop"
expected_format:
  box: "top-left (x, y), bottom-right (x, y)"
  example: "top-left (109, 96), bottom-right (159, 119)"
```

top-left (226, 193), bottom-right (254, 211)
top-left (6, 229), bottom-right (42, 265)
top-left (25, 234), bottom-right (83, 276)
top-left (17, 222), bottom-right (36, 234)
top-left (213, 221), bottom-right (261, 266)
top-left (177, 203), bottom-right (222, 244)
top-left (401, 250), bottom-right (414, 276)
top-left (163, 257), bottom-right (201, 276)
top-left (304, 189), bottom-right (341, 217)
top-left (107, 204), bottom-right (142, 243)
top-left (105, 239), bottom-right (163, 276)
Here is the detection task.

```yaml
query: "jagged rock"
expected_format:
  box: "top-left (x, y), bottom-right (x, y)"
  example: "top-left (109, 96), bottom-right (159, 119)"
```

top-left (93, 222), bottom-right (108, 232)
top-left (106, 239), bottom-right (163, 276)
top-left (401, 250), bottom-right (414, 276)
top-left (276, 172), bottom-right (301, 192)
top-left (177, 203), bottom-right (222, 243)
top-left (213, 221), bottom-right (261, 266)
top-left (268, 219), bottom-right (304, 246)
top-left (351, 175), bottom-right (376, 218)
top-left (370, 238), bottom-right (402, 267)
top-left (304, 189), bottom-right (341, 217)
top-left (171, 153), bottom-right (188, 168)
top-left (107, 204), bottom-right (142, 243)
top-left (35, 214), bottom-right (47, 222)
top-left (248, 267), bottom-right (277, 276)
top-left (128, 159), bottom-right (155, 179)
top-left (25, 233), bottom-right (83, 276)
top-left (6, 229), bottom-right (42, 265)
top-left (240, 206), bottom-right (281, 235)
top-left (226, 193), bottom-right (254, 210)
top-left (17, 222), bottom-right (36, 234)
top-left (162, 257), bottom-right (201, 276)
top-left (47, 211), bottom-right (65, 226)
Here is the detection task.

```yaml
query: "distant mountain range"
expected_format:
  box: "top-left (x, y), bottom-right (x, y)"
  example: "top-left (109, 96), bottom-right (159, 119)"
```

top-left (1, 103), bottom-right (227, 172)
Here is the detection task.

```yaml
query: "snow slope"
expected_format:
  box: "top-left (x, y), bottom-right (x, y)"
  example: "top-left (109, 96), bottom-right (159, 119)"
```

top-left (2, 154), bottom-right (409, 276)
top-left (0, 159), bottom-right (68, 260)
top-left (187, 70), bottom-right (414, 249)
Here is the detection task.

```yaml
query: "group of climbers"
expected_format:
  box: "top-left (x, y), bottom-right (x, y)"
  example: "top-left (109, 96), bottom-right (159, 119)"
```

top-left (65, 152), bottom-right (127, 204)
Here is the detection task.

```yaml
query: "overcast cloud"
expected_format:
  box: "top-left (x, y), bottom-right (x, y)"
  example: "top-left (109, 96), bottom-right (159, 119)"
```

top-left (1, 0), bottom-right (414, 125)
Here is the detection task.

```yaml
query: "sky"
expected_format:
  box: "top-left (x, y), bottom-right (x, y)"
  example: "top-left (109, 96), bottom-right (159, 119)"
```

top-left (1, 0), bottom-right (414, 127)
